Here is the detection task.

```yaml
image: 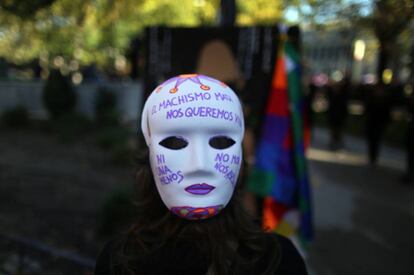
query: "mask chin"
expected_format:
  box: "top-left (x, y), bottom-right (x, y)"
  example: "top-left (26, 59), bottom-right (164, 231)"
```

top-left (170, 205), bottom-right (225, 220)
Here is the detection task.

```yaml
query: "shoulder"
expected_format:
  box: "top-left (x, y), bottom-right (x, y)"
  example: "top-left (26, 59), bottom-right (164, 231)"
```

top-left (94, 239), bottom-right (115, 275)
top-left (94, 234), bottom-right (209, 275)
top-left (273, 234), bottom-right (308, 275)
top-left (244, 233), bottom-right (308, 275)
top-left (95, 235), bottom-right (137, 275)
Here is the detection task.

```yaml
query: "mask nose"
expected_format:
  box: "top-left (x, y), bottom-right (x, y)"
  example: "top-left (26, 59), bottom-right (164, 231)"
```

top-left (186, 138), bottom-right (213, 176)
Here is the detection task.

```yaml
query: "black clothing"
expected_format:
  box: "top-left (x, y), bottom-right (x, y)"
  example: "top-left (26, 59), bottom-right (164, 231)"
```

top-left (94, 233), bottom-right (307, 275)
top-left (363, 84), bottom-right (391, 164)
top-left (326, 78), bottom-right (350, 149)
top-left (306, 83), bottom-right (317, 129)
top-left (406, 121), bottom-right (414, 180)
top-left (404, 93), bottom-right (414, 181)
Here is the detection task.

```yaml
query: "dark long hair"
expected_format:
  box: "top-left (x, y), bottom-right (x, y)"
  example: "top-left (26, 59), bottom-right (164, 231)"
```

top-left (111, 148), bottom-right (281, 275)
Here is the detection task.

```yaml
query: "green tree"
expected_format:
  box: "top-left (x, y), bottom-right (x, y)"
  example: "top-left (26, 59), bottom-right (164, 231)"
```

top-left (335, 0), bottom-right (414, 82)
top-left (366, 0), bottom-right (414, 82)
top-left (0, 0), bottom-right (56, 17)
top-left (0, 0), bottom-right (219, 70)
top-left (237, 0), bottom-right (284, 25)
top-left (1, 0), bottom-right (304, 70)
top-left (284, 0), bottom-right (414, 82)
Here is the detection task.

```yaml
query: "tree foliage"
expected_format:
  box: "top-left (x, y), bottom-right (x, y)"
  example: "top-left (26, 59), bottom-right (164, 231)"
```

top-left (237, 0), bottom-right (284, 25)
top-left (0, 0), bottom-right (56, 17)
top-left (336, 0), bottom-right (414, 81)
top-left (366, 0), bottom-right (414, 80)
top-left (286, 0), bottom-right (414, 81)
top-left (0, 0), bottom-right (219, 68)
top-left (0, 0), bottom-right (302, 69)
top-left (6, 0), bottom-right (410, 82)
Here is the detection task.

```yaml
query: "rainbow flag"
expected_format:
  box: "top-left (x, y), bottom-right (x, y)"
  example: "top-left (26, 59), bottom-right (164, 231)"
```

top-left (247, 37), bottom-right (313, 248)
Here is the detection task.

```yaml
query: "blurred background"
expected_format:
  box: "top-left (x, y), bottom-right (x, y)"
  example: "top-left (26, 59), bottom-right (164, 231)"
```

top-left (0, 0), bottom-right (413, 274)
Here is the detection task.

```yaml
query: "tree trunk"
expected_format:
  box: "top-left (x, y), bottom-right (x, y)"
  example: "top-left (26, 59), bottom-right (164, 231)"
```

top-left (410, 43), bottom-right (414, 80)
top-left (377, 40), bottom-right (393, 84)
top-left (219, 0), bottom-right (236, 27)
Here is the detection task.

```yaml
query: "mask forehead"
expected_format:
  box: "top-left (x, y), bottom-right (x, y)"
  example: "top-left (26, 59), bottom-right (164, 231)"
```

top-left (142, 74), bottom-right (244, 144)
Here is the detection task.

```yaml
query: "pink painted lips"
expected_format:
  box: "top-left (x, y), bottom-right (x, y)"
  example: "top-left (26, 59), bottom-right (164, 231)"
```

top-left (185, 183), bottom-right (215, 195)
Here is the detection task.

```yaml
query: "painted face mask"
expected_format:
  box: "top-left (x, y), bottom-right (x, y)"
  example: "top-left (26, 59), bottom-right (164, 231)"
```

top-left (141, 74), bottom-right (245, 220)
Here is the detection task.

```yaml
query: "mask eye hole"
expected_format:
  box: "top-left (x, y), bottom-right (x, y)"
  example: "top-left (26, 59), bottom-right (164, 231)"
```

top-left (209, 136), bottom-right (235, 150)
top-left (159, 136), bottom-right (188, 150)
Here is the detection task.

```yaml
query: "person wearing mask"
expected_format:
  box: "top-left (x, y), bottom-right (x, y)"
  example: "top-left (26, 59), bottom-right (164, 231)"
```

top-left (94, 74), bottom-right (307, 275)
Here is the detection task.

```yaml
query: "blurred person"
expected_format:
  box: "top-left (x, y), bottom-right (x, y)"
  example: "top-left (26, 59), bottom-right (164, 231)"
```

top-left (363, 82), bottom-right (392, 165)
top-left (306, 80), bottom-right (318, 132)
top-left (326, 74), bottom-right (350, 150)
top-left (402, 82), bottom-right (414, 184)
top-left (94, 74), bottom-right (307, 275)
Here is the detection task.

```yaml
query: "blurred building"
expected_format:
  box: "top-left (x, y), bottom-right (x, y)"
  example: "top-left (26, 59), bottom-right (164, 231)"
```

top-left (303, 29), bottom-right (354, 76)
top-left (303, 29), bottom-right (378, 84)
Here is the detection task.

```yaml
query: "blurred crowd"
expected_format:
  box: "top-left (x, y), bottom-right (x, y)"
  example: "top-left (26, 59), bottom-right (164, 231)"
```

top-left (306, 75), bottom-right (414, 184)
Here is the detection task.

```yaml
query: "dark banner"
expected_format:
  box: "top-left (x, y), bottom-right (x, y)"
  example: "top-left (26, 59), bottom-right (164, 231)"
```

top-left (143, 26), bottom-right (281, 129)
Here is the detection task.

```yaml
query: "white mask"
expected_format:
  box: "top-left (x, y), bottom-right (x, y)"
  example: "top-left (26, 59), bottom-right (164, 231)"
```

top-left (141, 74), bottom-right (245, 220)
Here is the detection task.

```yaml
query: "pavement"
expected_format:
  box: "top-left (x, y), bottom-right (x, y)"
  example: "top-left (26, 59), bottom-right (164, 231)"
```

top-left (306, 128), bottom-right (414, 275)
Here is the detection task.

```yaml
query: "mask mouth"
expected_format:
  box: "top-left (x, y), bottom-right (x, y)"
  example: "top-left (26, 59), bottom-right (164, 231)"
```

top-left (185, 183), bottom-right (215, 195)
